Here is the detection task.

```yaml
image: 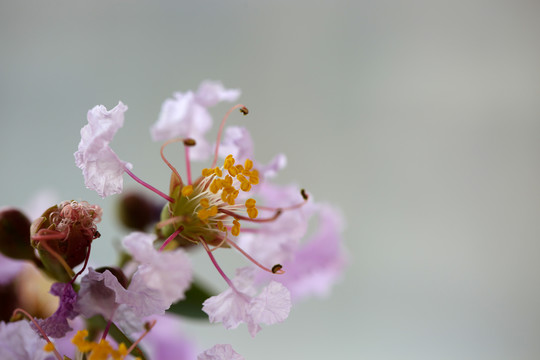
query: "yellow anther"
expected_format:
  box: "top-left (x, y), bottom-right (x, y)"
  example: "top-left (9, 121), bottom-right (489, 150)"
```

top-left (197, 209), bottom-right (209, 221)
top-left (251, 169), bottom-right (259, 177)
top-left (231, 220), bottom-right (240, 236)
top-left (221, 191), bottom-right (229, 203)
top-left (181, 185), bottom-right (193, 197)
top-left (209, 206), bottom-right (218, 216)
top-left (115, 343), bottom-right (129, 359)
top-left (228, 166), bottom-right (238, 177)
top-left (245, 198), bottom-right (256, 208)
top-left (240, 181), bottom-right (252, 192)
top-left (249, 176), bottom-right (259, 185)
top-left (43, 342), bottom-right (56, 352)
top-left (224, 175), bottom-right (233, 186)
top-left (237, 174), bottom-right (247, 183)
top-left (209, 179), bottom-right (222, 194)
top-left (200, 198), bottom-right (210, 208)
top-left (244, 158), bottom-right (253, 170)
top-left (247, 207), bottom-right (258, 219)
top-left (224, 155), bottom-right (235, 169)
top-left (227, 195), bottom-right (236, 206)
top-left (72, 330), bottom-right (93, 352)
top-left (214, 167), bottom-right (223, 177)
top-left (217, 221), bottom-right (225, 232)
top-left (235, 164), bottom-right (244, 172)
top-left (202, 168), bottom-right (213, 177)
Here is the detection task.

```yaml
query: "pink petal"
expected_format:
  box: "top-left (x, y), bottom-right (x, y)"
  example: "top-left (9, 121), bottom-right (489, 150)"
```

top-left (197, 344), bottom-right (244, 360)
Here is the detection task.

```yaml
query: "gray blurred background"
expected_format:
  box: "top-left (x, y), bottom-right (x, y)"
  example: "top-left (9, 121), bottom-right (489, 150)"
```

top-left (2, 0), bottom-right (540, 359)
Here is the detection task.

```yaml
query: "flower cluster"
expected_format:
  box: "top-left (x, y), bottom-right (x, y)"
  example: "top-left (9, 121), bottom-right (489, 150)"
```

top-left (0, 80), bottom-right (346, 359)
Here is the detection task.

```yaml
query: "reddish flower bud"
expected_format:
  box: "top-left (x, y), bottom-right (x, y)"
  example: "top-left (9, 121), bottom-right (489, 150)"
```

top-left (30, 201), bottom-right (102, 282)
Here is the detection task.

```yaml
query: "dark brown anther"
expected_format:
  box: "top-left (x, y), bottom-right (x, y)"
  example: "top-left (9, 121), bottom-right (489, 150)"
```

top-left (183, 138), bottom-right (196, 146)
top-left (301, 188), bottom-right (309, 200)
top-left (240, 106), bottom-right (249, 115)
top-left (271, 264), bottom-right (283, 274)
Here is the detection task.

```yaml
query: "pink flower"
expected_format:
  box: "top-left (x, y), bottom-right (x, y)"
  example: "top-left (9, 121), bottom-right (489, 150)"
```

top-left (151, 81), bottom-right (240, 161)
top-left (202, 268), bottom-right (291, 337)
top-left (74, 102), bottom-right (132, 198)
top-left (198, 344), bottom-right (244, 360)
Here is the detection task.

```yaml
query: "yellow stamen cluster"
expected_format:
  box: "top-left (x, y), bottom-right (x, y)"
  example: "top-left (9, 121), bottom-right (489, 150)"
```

top-left (202, 155), bottom-right (259, 206)
top-left (71, 330), bottom-right (129, 360)
top-left (196, 155), bottom-right (260, 236)
top-left (197, 197), bottom-right (218, 221)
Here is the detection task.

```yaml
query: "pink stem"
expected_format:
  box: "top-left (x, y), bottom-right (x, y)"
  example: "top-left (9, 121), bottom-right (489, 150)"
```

top-left (225, 238), bottom-right (284, 274)
top-left (124, 167), bottom-right (174, 203)
top-left (184, 145), bottom-right (192, 185)
top-left (200, 239), bottom-right (235, 289)
top-left (159, 226), bottom-right (184, 251)
top-left (70, 243), bottom-right (91, 285)
top-left (101, 312), bottom-right (115, 340)
top-left (211, 104), bottom-right (245, 168)
top-left (219, 208), bottom-right (281, 223)
top-left (160, 138), bottom-right (184, 185)
top-left (126, 320), bottom-right (156, 354)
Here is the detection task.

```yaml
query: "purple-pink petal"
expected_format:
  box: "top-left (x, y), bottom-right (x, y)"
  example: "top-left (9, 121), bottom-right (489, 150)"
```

top-left (34, 282), bottom-right (78, 338)
top-left (74, 102), bottom-right (131, 198)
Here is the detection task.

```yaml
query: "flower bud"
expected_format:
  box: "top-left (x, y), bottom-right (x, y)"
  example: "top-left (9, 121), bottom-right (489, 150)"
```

top-left (0, 208), bottom-right (34, 260)
top-left (117, 192), bottom-right (162, 231)
top-left (30, 201), bottom-right (102, 282)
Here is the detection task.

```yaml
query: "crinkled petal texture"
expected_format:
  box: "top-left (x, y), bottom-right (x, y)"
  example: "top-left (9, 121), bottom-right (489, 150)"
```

top-left (202, 268), bottom-right (291, 337)
top-left (150, 81), bottom-right (240, 161)
top-left (75, 268), bottom-right (141, 333)
top-left (77, 233), bottom-right (192, 334)
top-left (0, 321), bottom-right (52, 360)
top-left (198, 344), bottom-right (244, 360)
top-left (76, 268), bottom-right (128, 321)
top-left (74, 102), bottom-right (132, 198)
top-left (122, 232), bottom-right (192, 309)
top-left (34, 282), bottom-right (78, 338)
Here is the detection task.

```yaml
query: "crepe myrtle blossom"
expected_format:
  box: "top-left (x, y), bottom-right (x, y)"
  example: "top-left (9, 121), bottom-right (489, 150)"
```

top-left (74, 84), bottom-right (344, 337)
top-left (198, 344), bottom-right (244, 360)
